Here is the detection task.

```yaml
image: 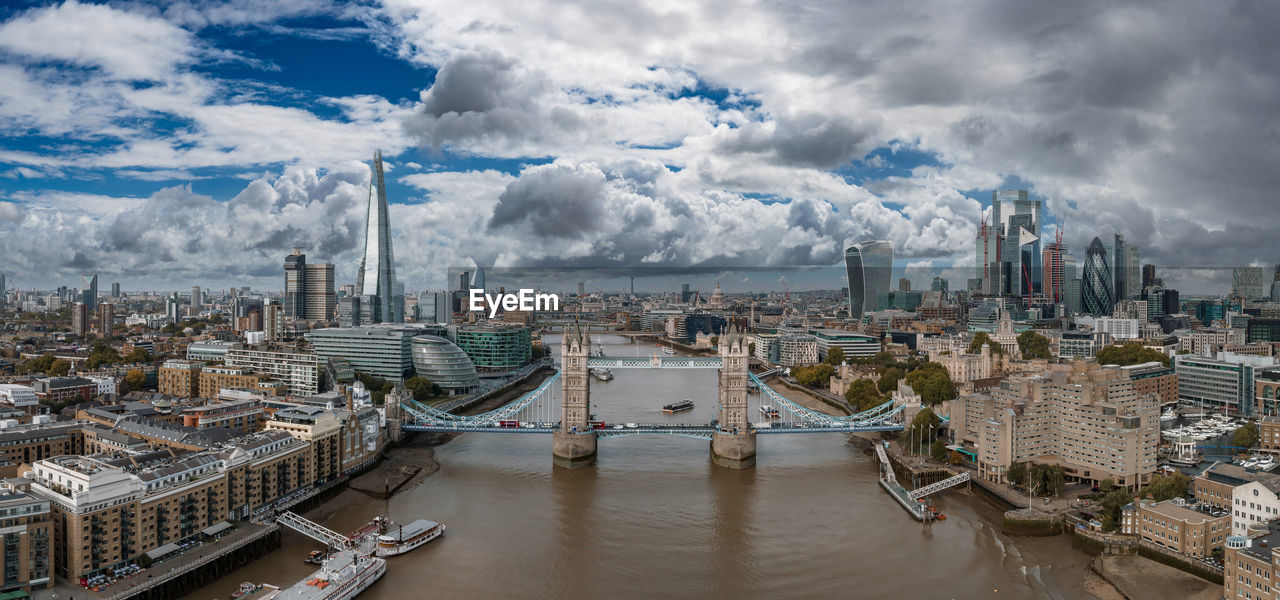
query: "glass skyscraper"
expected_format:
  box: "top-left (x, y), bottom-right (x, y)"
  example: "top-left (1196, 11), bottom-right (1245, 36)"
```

top-left (80, 273), bottom-right (98, 312)
top-left (1082, 237), bottom-right (1113, 316)
top-left (975, 190), bottom-right (1041, 296)
top-left (844, 240), bottom-right (893, 319)
top-left (355, 151), bottom-right (398, 323)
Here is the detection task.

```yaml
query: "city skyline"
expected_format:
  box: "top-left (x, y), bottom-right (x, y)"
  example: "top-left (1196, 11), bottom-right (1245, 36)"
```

top-left (1, 1), bottom-right (1278, 291)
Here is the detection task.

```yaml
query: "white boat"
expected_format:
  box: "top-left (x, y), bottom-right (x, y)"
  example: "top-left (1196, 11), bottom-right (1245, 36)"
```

top-left (1160, 408), bottom-right (1177, 422)
top-left (269, 550), bottom-right (385, 600)
top-left (661, 346), bottom-right (676, 355)
top-left (374, 518), bottom-right (445, 557)
top-left (1242, 458), bottom-right (1260, 468)
top-left (1258, 457), bottom-right (1277, 470)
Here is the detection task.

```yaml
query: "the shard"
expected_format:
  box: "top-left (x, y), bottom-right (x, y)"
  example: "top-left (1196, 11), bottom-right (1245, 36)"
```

top-left (355, 150), bottom-right (398, 323)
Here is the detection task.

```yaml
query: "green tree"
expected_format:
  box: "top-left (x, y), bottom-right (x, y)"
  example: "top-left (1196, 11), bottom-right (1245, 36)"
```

top-left (124, 347), bottom-right (152, 363)
top-left (1139, 472), bottom-right (1191, 502)
top-left (905, 408), bottom-right (941, 454)
top-left (710, 336), bottom-right (719, 348)
top-left (23, 354), bottom-right (56, 374)
top-left (1234, 422), bottom-right (1260, 449)
top-left (877, 367), bottom-right (905, 393)
top-left (844, 378), bottom-right (882, 411)
top-left (85, 344), bottom-right (121, 370)
top-left (929, 438), bottom-right (948, 462)
top-left (124, 369), bottom-right (146, 392)
top-left (904, 362), bottom-right (956, 406)
top-left (403, 377), bottom-right (437, 403)
top-left (748, 342), bottom-right (756, 356)
top-left (1017, 330), bottom-right (1051, 359)
top-left (825, 347), bottom-right (845, 365)
top-left (1100, 487), bottom-right (1134, 532)
top-left (208, 314), bottom-right (225, 325)
top-left (1008, 461), bottom-right (1028, 486)
top-left (48, 359), bottom-right (70, 376)
top-left (792, 364), bottom-right (835, 387)
top-left (1096, 343), bottom-right (1171, 367)
top-left (968, 332), bottom-right (1003, 355)
top-left (1029, 463), bottom-right (1066, 497)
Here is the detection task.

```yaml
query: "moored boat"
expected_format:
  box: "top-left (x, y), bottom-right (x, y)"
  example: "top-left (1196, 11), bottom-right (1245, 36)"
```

top-left (662, 399), bottom-right (694, 413)
top-left (374, 519), bottom-right (446, 557)
top-left (271, 550), bottom-right (386, 600)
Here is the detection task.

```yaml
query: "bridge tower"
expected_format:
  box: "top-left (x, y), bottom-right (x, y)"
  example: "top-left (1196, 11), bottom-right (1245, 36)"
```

top-left (554, 323), bottom-right (597, 467)
top-left (711, 323), bottom-right (756, 468)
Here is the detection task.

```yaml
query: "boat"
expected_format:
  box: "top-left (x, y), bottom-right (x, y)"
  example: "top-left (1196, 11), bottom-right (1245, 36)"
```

top-left (374, 517), bottom-right (446, 557)
top-left (305, 550), bottom-right (327, 565)
top-left (590, 368), bottom-right (614, 382)
top-left (662, 399), bottom-right (694, 414)
top-left (233, 582), bottom-right (282, 599)
top-left (661, 346), bottom-right (676, 355)
top-left (1258, 456), bottom-right (1278, 470)
top-left (1160, 408), bottom-right (1177, 422)
top-left (269, 550), bottom-right (386, 600)
top-left (759, 405), bottom-right (780, 419)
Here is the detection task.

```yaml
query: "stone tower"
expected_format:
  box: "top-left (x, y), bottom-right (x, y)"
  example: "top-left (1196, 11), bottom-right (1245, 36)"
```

top-left (384, 383), bottom-right (407, 444)
top-left (712, 322), bottom-right (756, 468)
top-left (554, 323), bottom-right (597, 467)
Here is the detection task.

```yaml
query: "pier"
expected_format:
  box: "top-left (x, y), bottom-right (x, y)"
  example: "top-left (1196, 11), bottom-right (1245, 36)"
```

top-left (873, 442), bottom-right (969, 521)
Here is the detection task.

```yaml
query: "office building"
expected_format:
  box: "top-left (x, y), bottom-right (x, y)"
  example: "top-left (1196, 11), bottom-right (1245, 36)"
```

top-left (190, 285), bottom-right (201, 309)
top-left (1119, 499), bottom-right (1228, 558)
top-left (845, 240), bottom-right (893, 319)
top-left (71, 302), bottom-right (89, 337)
top-left (1234, 266), bottom-right (1266, 299)
top-left (777, 334), bottom-right (820, 366)
top-left (110, 282), bottom-right (120, 298)
top-left (283, 248), bottom-right (306, 318)
top-left (809, 329), bottom-right (879, 359)
top-left (304, 262), bottom-right (336, 321)
top-left (1175, 351), bottom-right (1279, 416)
top-left (1043, 240), bottom-right (1066, 304)
top-left (1142, 264), bottom-right (1156, 289)
top-left (80, 274), bottom-right (97, 312)
top-left (1081, 237), bottom-right (1112, 315)
top-left (354, 151), bottom-right (398, 324)
top-left (410, 335), bottom-right (481, 393)
top-left (454, 324), bottom-right (532, 373)
top-left (306, 324), bottom-right (442, 382)
top-left (418, 290), bottom-right (451, 324)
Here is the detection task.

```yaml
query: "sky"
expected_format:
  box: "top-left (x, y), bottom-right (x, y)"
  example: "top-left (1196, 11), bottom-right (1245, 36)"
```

top-left (1, 0), bottom-right (1277, 294)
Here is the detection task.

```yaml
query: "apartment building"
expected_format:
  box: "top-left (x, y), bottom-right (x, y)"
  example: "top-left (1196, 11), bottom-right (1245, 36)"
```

top-left (1121, 361), bottom-right (1178, 407)
top-left (157, 360), bottom-right (203, 398)
top-left (265, 405), bottom-right (342, 485)
top-left (181, 398), bottom-right (264, 432)
top-left (1120, 499), bottom-right (1229, 558)
top-left (196, 366), bottom-right (263, 401)
top-left (223, 346), bottom-right (321, 397)
top-left (950, 361), bottom-right (1159, 489)
top-left (1195, 462), bottom-right (1280, 512)
top-left (1224, 526), bottom-right (1279, 600)
top-left (1233, 479), bottom-right (1280, 536)
top-left (0, 480), bottom-right (52, 592)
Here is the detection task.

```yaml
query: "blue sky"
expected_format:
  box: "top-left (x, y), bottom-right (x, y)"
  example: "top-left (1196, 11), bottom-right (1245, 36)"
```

top-left (0, 1), bottom-right (1276, 293)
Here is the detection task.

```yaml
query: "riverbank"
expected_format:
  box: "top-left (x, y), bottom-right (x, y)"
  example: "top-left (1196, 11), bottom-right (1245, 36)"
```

top-left (1089, 554), bottom-right (1219, 600)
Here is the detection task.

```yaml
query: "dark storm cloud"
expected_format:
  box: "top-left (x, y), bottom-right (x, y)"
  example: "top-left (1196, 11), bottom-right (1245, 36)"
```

top-left (718, 113), bottom-right (879, 169)
top-left (488, 162), bottom-right (606, 239)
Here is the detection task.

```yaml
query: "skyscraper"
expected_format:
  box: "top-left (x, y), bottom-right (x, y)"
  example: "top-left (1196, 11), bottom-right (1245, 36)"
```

top-left (80, 274), bottom-right (98, 312)
top-left (72, 302), bottom-right (89, 337)
top-left (355, 151), bottom-right (398, 323)
top-left (975, 190), bottom-right (1041, 296)
top-left (1233, 266), bottom-right (1265, 299)
top-left (1111, 234), bottom-right (1127, 303)
top-left (110, 282), bottom-right (120, 298)
top-left (98, 303), bottom-right (114, 339)
top-left (1062, 253), bottom-right (1081, 316)
top-left (1142, 264), bottom-right (1156, 290)
top-left (191, 285), bottom-right (202, 309)
top-left (1082, 237), bottom-right (1113, 316)
top-left (844, 240), bottom-right (893, 319)
top-left (473, 267), bottom-right (486, 292)
top-left (284, 248), bottom-right (306, 318)
top-left (1125, 245), bottom-right (1141, 301)
top-left (1043, 240), bottom-right (1067, 304)
top-left (304, 262), bottom-right (336, 321)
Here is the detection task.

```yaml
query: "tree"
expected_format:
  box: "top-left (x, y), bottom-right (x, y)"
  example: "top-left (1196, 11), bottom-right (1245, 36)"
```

top-left (1140, 472), bottom-right (1191, 502)
top-left (1008, 461), bottom-right (1028, 486)
top-left (877, 367), bottom-right (905, 393)
top-left (124, 347), bottom-right (152, 363)
top-left (844, 378), bottom-right (882, 411)
top-left (969, 332), bottom-right (1003, 355)
top-left (930, 439), bottom-right (948, 462)
top-left (85, 345), bottom-right (121, 370)
top-left (1234, 422), bottom-right (1260, 449)
top-left (124, 369), bottom-right (146, 392)
top-left (208, 314), bottom-right (225, 325)
top-left (1096, 343), bottom-right (1171, 367)
top-left (23, 354), bottom-right (56, 374)
top-left (48, 359), bottom-right (70, 377)
top-left (403, 377), bottom-right (437, 403)
top-left (748, 342), bottom-right (756, 356)
top-left (710, 336), bottom-right (719, 348)
top-left (904, 362), bottom-right (956, 406)
top-left (792, 364), bottom-right (835, 388)
top-left (905, 408), bottom-right (941, 454)
top-left (825, 347), bottom-right (845, 365)
top-left (1028, 463), bottom-right (1066, 497)
top-left (1017, 330), bottom-right (1051, 359)
top-left (1100, 487), bottom-right (1134, 532)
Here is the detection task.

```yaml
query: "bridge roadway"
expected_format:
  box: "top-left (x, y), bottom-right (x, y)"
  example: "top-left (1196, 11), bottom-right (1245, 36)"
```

top-left (402, 421), bottom-right (904, 436)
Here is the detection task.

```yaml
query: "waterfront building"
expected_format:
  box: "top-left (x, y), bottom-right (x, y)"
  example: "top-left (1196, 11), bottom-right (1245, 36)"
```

top-left (1223, 526), bottom-right (1280, 600)
top-left (354, 151), bottom-right (398, 324)
top-left (683, 314), bottom-right (727, 344)
top-left (1120, 499), bottom-right (1228, 557)
top-left (410, 335), bottom-right (481, 393)
top-left (1081, 237), bottom-right (1113, 315)
top-left (844, 240), bottom-right (893, 319)
top-left (777, 334), bottom-right (819, 367)
top-left (306, 324), bottom-right (443, 382)
top-left (1194, 462), bottom-right (1280, 512)
top-left (181, 398), bottom-right (264, 432)
top-left (265, 405), bottom-right (342, 485)
top-left (1260, 372), bottom-right (1280, 417)
top-left (951, 361), bottom-right (1159, 489)
top-left (1175, 352), bottom-right (1279, 416)
top-left (753, 333), bottom-right (779, 363)
top-left (808, 329), bottom-right (879, 360)
top-left (224, 346), bottom-right (322, 397)
top-left (0, 481), bottom-right (52, 592)
top-left (1120, 362), bottom-right (1178, 407)
top-left (1230, 478), bottom-right (1280, 536)
top-left (454, 324), bottom-right (532, 373)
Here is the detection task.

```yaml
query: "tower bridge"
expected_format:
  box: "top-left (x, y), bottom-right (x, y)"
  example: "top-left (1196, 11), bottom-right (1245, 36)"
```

top-left (399, 324), bottom-right (905, 469)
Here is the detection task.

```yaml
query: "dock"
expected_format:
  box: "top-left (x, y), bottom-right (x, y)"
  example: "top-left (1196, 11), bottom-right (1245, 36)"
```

top-left (874, 442), bottom-right (970, 521)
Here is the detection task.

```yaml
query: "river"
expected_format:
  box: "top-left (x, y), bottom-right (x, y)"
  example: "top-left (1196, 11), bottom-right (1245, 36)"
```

top-left (194, 333), bottom-right (1101, 599)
